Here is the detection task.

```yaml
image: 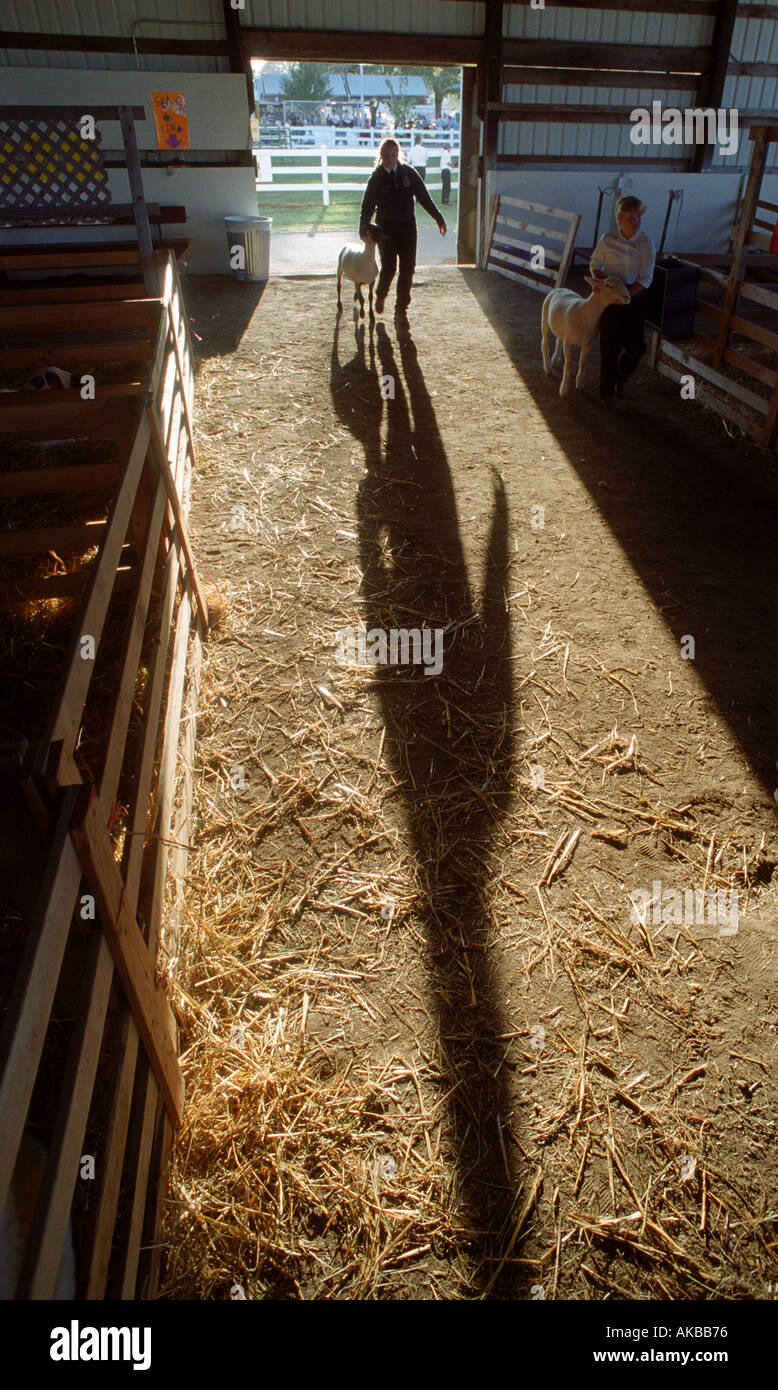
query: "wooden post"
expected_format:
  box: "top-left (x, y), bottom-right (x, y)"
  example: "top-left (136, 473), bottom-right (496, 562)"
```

top-left (119, 106), bottom-right (158, 297)
top-left (481, 1), bottom-right (504, 261)
top-left (691, 0), bottom-right (738, 173)
top-left (222, 0), bottom-right (256, 118)
top-left (457, 66), bottom-right (480, 266)
top-left (714, 126), bottom-right (769, 367)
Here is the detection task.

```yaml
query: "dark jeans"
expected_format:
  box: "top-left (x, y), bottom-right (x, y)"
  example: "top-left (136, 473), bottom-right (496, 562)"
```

top-left (441, 168), bottom-right (451, 204)
top-left (376, 219), bottom-right (417, 310)
top-left (599, 294), bottom-right (647, 396)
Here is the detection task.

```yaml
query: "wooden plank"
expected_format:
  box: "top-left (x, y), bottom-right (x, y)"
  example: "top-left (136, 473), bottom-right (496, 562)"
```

top-left (691, 0), bottom-right (739, 172)
top-left (492, 229), bottom-right (563, 263)
top-left (737, 279), bottom-right (778, 311)
top-left (490, 247), bottom-right (557, 280)
top-left (715, 128), bottom-right (769, 366)
top-left (0, 247), bottom-right (166, 272)
top-left (558, 211), bottom-right (582, 287)
top-left (760, 370), bottom-right (778, 446)
top-left (0, 342), bottom-right (152, 370)
top-left (0, 299), bottom-right (155, 332)
top-left (39, 403), bottom-right (149, 769)
top-left (147, 405), bottom-right (209, 631)
top-left (138, 1105), bottom-right (173, 1299)
top-left (0, 520), bottom-right (105, 559)
top-left (501, 66), bottom-right (699, 91)
top-left (114, 1063), bottom-right (159, 1298)
top-left (496, 215), bottom-right (568, 244)
top-left (0, 790), bottom-right (82, 1214)
top-left (656, 359), bottom-right (762, 438)
top-left (0, 566), bottom-right (134, 606)
top-left (746, 229), bottom-right (774, 251)
top-left (82, 1010), bottom-right (139, 1298)
top-left (498, 154), bottom-right (689, 168)
top-left (758, 198), bottom-right (778, 215)
top-left (488, 262), bottom-right (552, 293)
top-left (242, 26), bottom-right (484, 65)
top-left (119, 106), bottom-right (158, 297)
top-left (482, 194), bottom-right (500, 272)
top-left (17, 932), bottom-right (113, 1299)
top-left (0, 463), bottom-right (120, 497)
top-left (143, 587), bottom-right (193, 955)
top-left (661, 341), bottom-right (769, 414)
top-left (121, 544), bottom-right (182, 914)
top-left (0, 402), bottom-right (127, 441)
top-left (721, 345), bottom-right (776, 388)
top-left (500, 41), bottom-right (710, 72)
top-left (498, 194), bottom-right (578, 223)
top-left (99, 471), bottom-right (168, 804)
top-left (69, 789), bottom-right (184, 1127)
top-left (0, 282), bottom-right (145, 308)
top-left (0, 33), bottom-right (227, 57)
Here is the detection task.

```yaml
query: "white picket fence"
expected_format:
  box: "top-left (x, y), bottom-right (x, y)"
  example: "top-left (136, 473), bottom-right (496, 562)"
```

top-left (254, 141), bottom-right (459, 206)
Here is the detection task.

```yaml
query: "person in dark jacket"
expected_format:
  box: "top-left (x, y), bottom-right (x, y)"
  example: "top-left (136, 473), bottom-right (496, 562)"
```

top-left (359, 137), bottom-right (446, 319)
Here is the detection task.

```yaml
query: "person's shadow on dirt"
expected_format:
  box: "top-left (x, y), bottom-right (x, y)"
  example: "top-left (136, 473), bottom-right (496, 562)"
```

top-left (330, 318), bottom-right (520, 1296)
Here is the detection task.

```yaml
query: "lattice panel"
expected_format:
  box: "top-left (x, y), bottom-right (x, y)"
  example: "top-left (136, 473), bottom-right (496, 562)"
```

top-left (0, 119), bottom-right (110, 217)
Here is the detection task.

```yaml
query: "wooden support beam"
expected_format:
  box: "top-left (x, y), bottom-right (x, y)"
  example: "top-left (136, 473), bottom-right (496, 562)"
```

top-left (502, 67), bottom-right (699, 91)
top-left (223, 0), bottom-right (256, 118)
top-left (501, 41), bottom-right (710, 71)
top-left (241, 27), bottom-right (484, 65)
top-left (69, 788), bottom-right (184, 1128)
top-left (119, 106), bottom-right (158, 298)
top-left (715, 128), bottom-right (769, 367)
top-left (481, 1), bottom-right (503, 267)
top-left (146, 405), bottom-right (209, 632)
top-left (0, 33), bottom-right (228, 57)
top-left (691, 0), bottom-right (739, 172)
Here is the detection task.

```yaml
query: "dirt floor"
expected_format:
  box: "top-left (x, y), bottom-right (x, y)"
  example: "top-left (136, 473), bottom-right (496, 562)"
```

top-left (159, 266), bottom-right (778, 1301)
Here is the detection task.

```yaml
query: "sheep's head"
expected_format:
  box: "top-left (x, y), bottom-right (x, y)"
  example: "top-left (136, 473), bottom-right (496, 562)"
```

top-left (585, 274), bottom-right (630, 306)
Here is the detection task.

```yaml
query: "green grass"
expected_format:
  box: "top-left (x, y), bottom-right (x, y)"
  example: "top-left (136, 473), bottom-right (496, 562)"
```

top-left (256, 190), bottom-right (460, 235)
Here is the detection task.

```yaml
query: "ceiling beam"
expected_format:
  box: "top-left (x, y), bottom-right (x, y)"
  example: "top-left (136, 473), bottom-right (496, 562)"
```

top-left (502, 66), bottom-right (700, 89)
top-left (691, 0), bottom-right (739, 170)
top-left (241, 27), bottom-right (483, 65)
top-left (501, 41), bottom-right (711, 71)
top-left (0, 31), bottom-right (228, 56)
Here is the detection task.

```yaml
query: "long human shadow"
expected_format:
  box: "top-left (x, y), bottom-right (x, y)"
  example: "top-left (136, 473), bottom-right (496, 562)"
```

top-left (463, 267), bottom-right (778, 804)
top-left (331, 312), bottom-right (521, 1296)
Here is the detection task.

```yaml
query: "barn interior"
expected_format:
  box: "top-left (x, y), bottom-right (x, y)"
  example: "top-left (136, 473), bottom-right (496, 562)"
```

top-left (1, 1), bottom-right (777, 1312)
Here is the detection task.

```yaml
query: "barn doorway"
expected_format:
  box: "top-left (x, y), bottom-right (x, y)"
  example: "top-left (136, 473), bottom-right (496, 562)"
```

top-left (249, 59), bottom-right (467, 277)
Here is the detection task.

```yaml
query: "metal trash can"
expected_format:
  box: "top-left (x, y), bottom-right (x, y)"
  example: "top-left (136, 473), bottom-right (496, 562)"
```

top-left (224, 215), bottom-right (272, 282)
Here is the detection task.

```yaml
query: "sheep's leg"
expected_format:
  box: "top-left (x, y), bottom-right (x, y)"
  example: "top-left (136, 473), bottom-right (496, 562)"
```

top-left (368, 281), bottom-right (374, 319)
top-left (559, 340), bottom-right (575, 397)
top-left (552, 336), bottom-right (563, 367)
top-left (337, 257), bottom-right (343, 312)
top-left (355, 285), bottom-right (365, 319)
top-left (575, 344), bottom-right (590, 389)
top-left (541, 313), bottom-right (552, 374)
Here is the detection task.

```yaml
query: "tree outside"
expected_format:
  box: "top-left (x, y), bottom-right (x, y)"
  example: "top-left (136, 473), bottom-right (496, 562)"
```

top-left (278, 63), bottom-right (332, 103)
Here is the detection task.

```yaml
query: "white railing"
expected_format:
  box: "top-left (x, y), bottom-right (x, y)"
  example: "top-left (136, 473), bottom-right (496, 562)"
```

top-left (260, 123), bottom-right (459, 151)
top-left (254, 144), bottom-right (459, 206)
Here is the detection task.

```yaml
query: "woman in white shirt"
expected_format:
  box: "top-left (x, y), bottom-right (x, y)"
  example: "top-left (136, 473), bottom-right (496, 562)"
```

top-left (410, 134), bottom-right (427, 182)
top-left (589, 195), bottom-right (655, 406)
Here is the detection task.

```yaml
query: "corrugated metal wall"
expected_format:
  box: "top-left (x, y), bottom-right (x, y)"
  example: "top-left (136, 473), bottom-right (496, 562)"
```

top-left (0, 0), bottom-right (228, 72)
top-left (242, 1), bottom-right (484, 35)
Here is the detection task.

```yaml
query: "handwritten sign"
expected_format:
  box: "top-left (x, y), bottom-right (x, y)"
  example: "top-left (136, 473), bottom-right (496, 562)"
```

top-left (151, 92), bottom-right (190, 150)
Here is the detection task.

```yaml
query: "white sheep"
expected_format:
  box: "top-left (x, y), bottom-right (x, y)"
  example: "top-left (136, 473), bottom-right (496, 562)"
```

top-left (337, 229), bottom-right (381, 318)
top-left (542, 274), bottom-right (630, 397)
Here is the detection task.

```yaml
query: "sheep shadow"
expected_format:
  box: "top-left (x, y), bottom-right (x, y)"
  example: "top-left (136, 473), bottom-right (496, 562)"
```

top-left (330, 316), bottom-right (522, 1297)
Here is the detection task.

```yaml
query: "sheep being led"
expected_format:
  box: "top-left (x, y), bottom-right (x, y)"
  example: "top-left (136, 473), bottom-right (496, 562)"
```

top-left (542, 275), bottom-right (630, 397)
top-left (337, 226), bottom-right (381, 319)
